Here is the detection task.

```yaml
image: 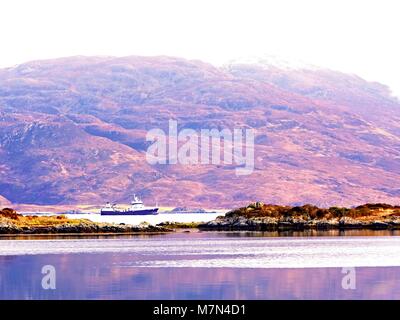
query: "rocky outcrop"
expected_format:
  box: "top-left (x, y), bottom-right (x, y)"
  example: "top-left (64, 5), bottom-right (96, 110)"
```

top-left (199, 203), bottom-right (400, 231)
top-left (0, 222), bottom-right (169, 234)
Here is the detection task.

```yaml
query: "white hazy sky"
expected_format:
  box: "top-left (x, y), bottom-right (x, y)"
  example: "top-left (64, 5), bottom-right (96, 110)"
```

top-left (0, 0), bottom-right (399, 96)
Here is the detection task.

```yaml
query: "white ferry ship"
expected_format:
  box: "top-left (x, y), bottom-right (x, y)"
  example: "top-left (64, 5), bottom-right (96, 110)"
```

top-left (100, 195), bottom-right (159, 215)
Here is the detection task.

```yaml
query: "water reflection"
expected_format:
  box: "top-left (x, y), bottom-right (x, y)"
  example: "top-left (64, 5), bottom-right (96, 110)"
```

top-left (1, 253), bottom-right (400, 299)
top-left (2, 229), bottom-right (400, 241)
top-left (1, 231), bottom-right (400, 299)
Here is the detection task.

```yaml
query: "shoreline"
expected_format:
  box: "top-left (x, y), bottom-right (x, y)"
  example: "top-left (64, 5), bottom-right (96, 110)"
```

top-left (0, 225), bottom-right (173, 235)
top-left (199, 202), bottom-right (400, 231)
top-left (0, 231), bottom-right (172, 237)
top-left (2, 227), bottom-right (400, 238)
top-left (3, 202), bottom-right (400, 235)
top-left (0, 208), bottom-right (172, 235)
top-left (198, 221), bottom-right (400, 231)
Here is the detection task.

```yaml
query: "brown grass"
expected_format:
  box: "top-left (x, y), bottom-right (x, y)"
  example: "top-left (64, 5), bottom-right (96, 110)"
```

top-left (226, 202), bottom-right (400, 220)
top-left (0, 208), bottom-right (92, 227)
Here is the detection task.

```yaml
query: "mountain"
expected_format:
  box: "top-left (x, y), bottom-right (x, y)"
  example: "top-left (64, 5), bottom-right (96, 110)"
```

top-left (0, 55), bottom-right (399, 208)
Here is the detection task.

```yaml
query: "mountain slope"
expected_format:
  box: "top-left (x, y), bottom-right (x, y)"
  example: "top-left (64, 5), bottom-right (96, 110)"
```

top-left (0, 55), bottom-right (399, 208)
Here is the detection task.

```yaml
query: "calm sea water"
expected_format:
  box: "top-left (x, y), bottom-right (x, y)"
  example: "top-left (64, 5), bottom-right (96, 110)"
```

top-left (65, 212), bottom-right (223, 225)
top-left (1, 231), bottom-right (400, 299)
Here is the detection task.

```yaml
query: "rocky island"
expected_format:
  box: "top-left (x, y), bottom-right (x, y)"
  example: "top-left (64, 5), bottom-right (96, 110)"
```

top-left (0, 208), bottom-right (170, 235)
top-left (3, 202), bottom-right (400, 235)
top-left (199, 202), bottom-right (400, 231)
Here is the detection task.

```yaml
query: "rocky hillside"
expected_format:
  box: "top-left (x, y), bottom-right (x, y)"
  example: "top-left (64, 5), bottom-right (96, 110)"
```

top-left (0, 55), bottom-right (400, 208)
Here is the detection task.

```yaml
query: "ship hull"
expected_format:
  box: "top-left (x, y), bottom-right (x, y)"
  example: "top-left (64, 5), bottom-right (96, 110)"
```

top-left (100, 208), bottom-right (159, 216)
